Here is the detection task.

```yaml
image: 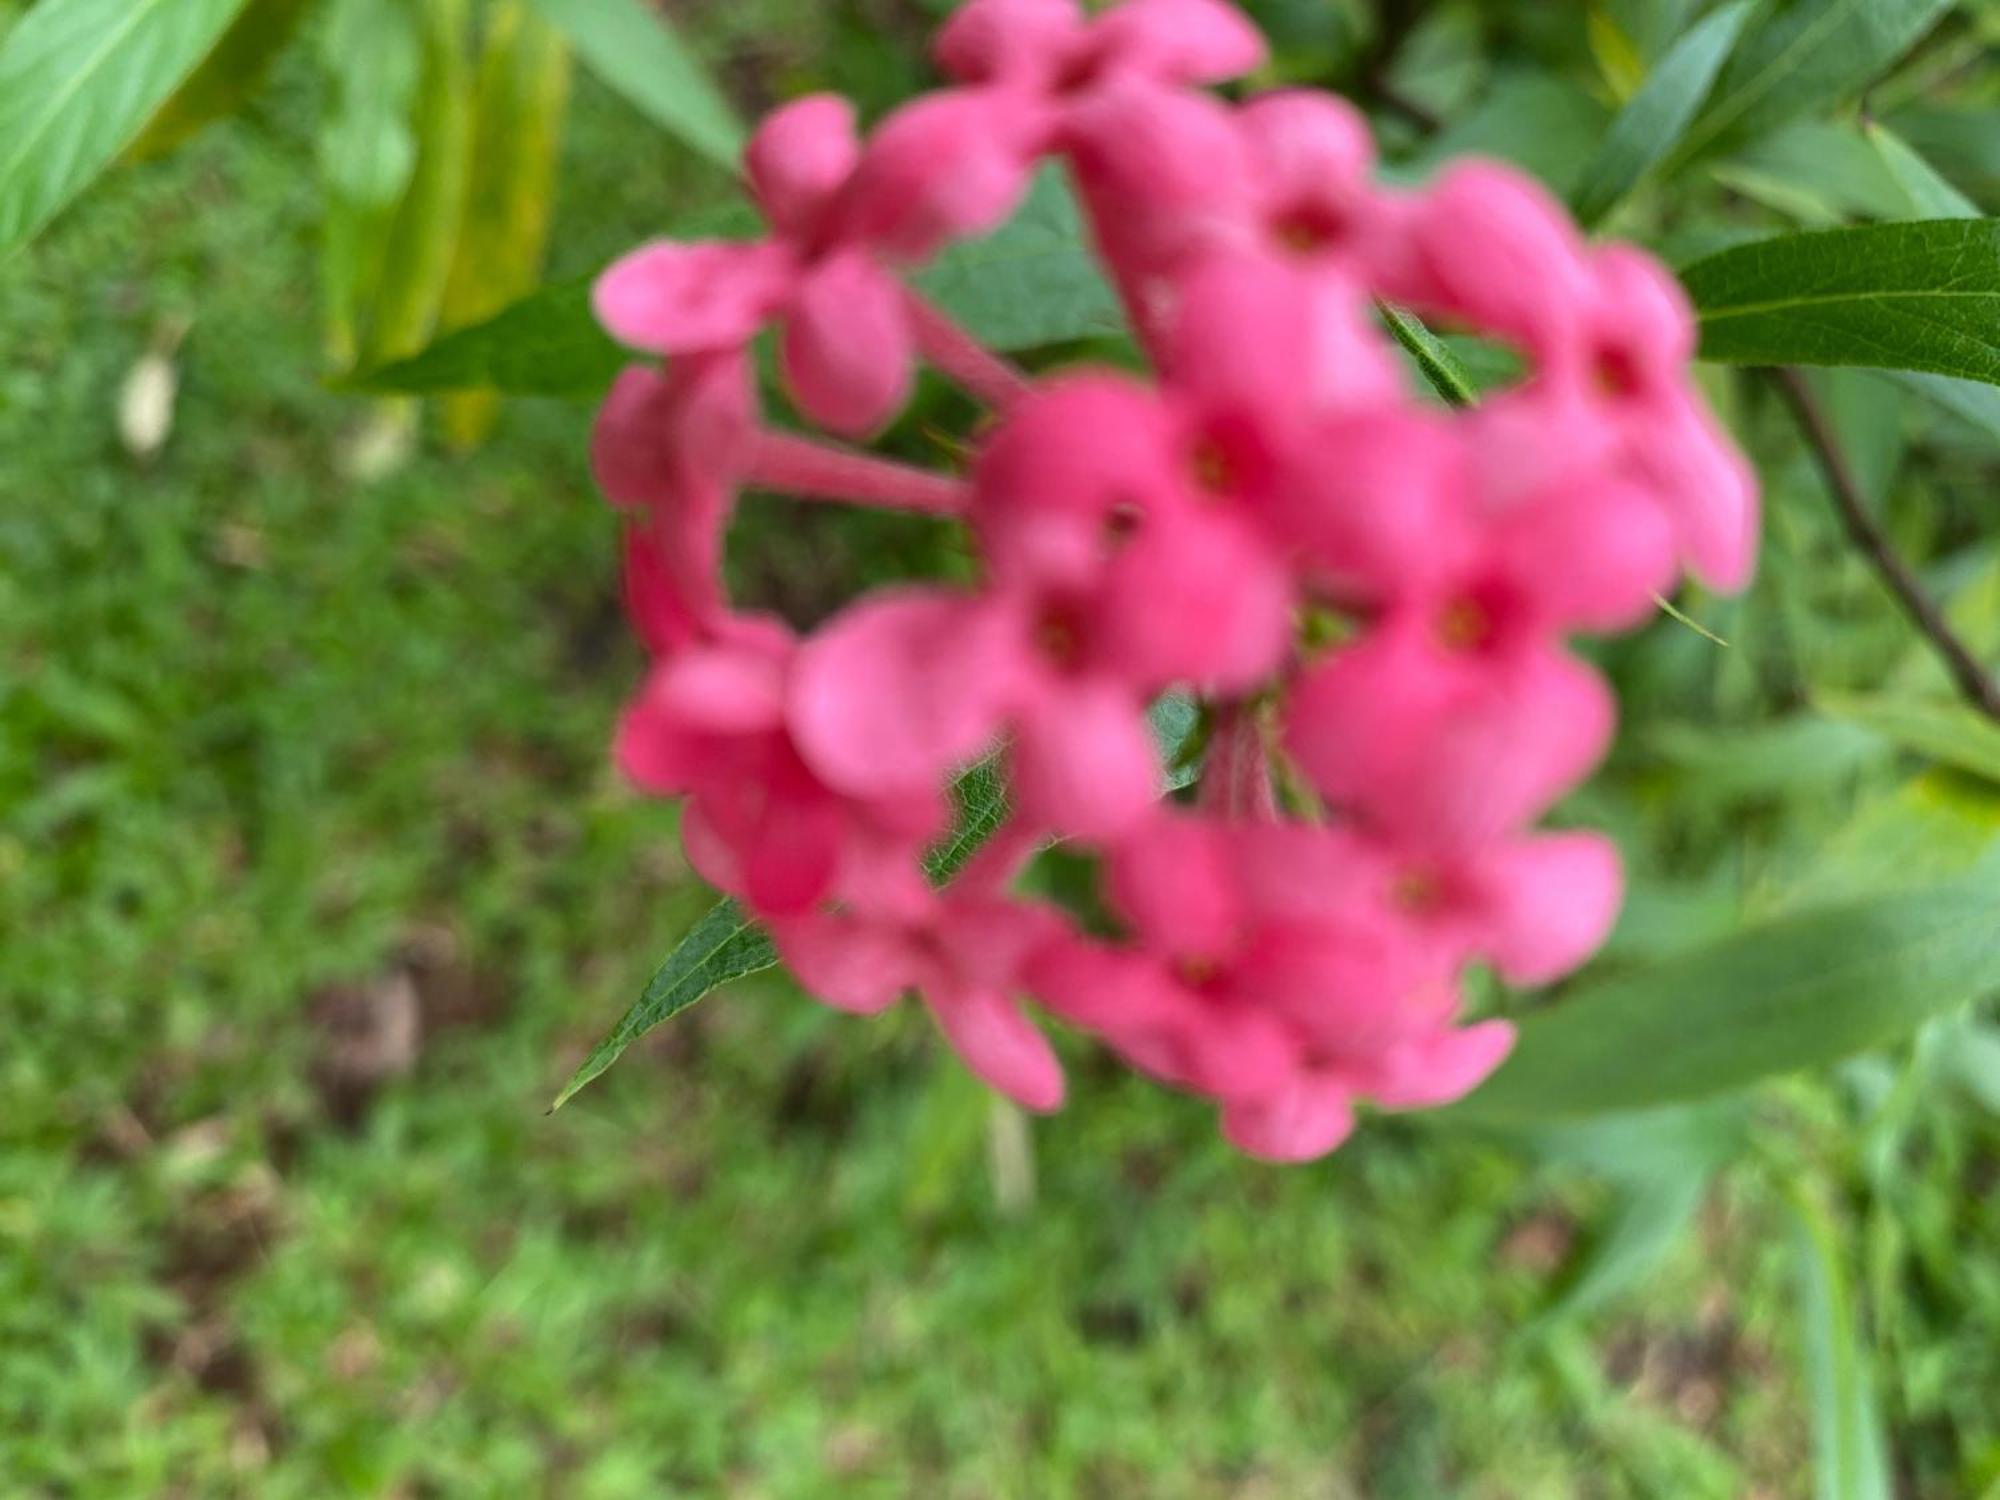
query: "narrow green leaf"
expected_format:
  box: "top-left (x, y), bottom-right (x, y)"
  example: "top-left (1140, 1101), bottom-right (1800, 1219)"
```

top-left (1669, 0), bottom-right (1953, 167)
top-left (1571, 0), bottom-right (1758, 228)
top-left (1790, 1187), bottom-right (1894, 1500)
top-left (550, 900), bottom-right (777, 1111)
top-left (362, 0), bottom-right (474, 368)
top-left (317, 0), bottom-right (421, 366)
top-left (338, 276), bottom-right (623, 397)
top-left (127, 0), bottom-right (313, 161)
top-left (1452, 864), bottom-right (2000, 1122)
top-left (1398, 71), bottom-right (1609, 197)
top-left (0, 0), bottom-right (252, 259)
top-left (437, 0), bottom-right (571, 446)
top-left (1682, 220), bottom-right (2000, 386)
top-left (1819, 692), bottom-right (2000, 785)
top-left (912, 167), bottom-right (1124, 351)
top-left (1377, 301), bottom-right (1476, 408)
top-left (1550, 1172), bottom-right (1710, 1320)
top-left (1866, 121), bottom-right (1980, 219)
top-left (526, 0), bottom-right (739, 170)
top-left (1889, 370), bottom-right (2000, 442)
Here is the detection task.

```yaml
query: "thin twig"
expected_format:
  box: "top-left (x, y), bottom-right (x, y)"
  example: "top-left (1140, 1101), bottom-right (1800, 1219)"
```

top-left (1769, 366), bottom-right (2000, 723)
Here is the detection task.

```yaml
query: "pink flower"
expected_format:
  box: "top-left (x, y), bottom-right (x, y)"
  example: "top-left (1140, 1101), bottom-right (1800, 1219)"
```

top-left (594, 96), bottom-right (917, 435)
top-left (935, 0), bottom-right (1264, 93)
top-left (772, 825), bottom-right (1069, 1110)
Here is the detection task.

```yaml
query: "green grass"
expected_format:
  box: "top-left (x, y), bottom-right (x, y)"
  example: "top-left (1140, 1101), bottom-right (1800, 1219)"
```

top-left (2, 17), bottom-right (1999, 1500)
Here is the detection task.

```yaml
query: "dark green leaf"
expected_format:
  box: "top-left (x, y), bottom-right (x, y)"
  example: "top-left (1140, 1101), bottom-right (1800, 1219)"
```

top-left (338, 277), bottom-right (624, 397)
top-left (526, 0), bottom-right (740, 170)
top-left (1669, 0), bottom-right (1953, 167)
top-left (1377, 302), bottom-right (1476, 408)
top-left (0, 0), bottom-right (252, 259)
top-left (911, 167), bottom-right (1124, 351)
top-left (1452, 863), bottom-right (2000, 1122)
top-left (549, 900), bottom-right (777, 1111)
top-left (1571, 0), bottom-right (1758, 228)
top-left (1396, 71), bottom-right (1609, 197)
top-left (1682, 220), bottom-right (2000, 386)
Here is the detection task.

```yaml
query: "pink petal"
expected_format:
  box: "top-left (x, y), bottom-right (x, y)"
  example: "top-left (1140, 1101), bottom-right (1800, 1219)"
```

top-left (1064, 78), bottom-right (1254, 281)
top-left (593, 240), bottom-right (791, 354)
top-left (744, 94), bottom-right (860, 239)
top-left (1010, 679), bottom-right (1161, 838)
top-left (1090, 0), bottom-right (1269, 84)
top-left (652, 642), bottom-right (789, 734)
top-left (775, 912), bottom-right (917, 1014)
top-left (1634, 389), bottom-right (1760, 594)
top-left (1473, 832), bottom-right (1623, 986)
top-left (781, 252), bottom-right (915, 437)
top-left (680, 801), bottom-right (745, 896)
top-left (1099, 509), bottom-right (1293, 690)
top-left (613, 676), bottom-right (705, 794)
top-left (926, 981), bottom-right (1066, 1112)
top-left (1590, 244), bottom-right (1695, 368)
top-left (621, 523), bottom-right (702, 656)
top-left (742, 790), bottom-right (847, 917)
top-left (1220, 1076), bottom-right (1356, 1161)
top-left (1364, 1020), bottom-right (1515, 1111)
top-left (1240, 89), bottom-right (1373, 208)
top-left (1490, 475), bottom-right (1678, 632)
top-left (837, 90), bottom-right (1043, 263)
top-left (789, 588), bottom-right (1018, 798)
top-left (934, 0), bottom-right (1086, 85)
top-left (1393, 163), bottom-right (1591, 356)
top-left (1106, 814), bottom-right (1242, 957)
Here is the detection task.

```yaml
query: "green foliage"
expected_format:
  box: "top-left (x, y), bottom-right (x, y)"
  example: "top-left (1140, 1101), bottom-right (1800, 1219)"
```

top-left (1669, 0), bottom-right (1955, 166)
top-left (1459, 869), bottom-right (2000, 1121)
top-left (126, 0), bottom-right (316, 161)
top-left (340, 275), bottom-right (622, 397)
top-left (1377, 301), bottom-right (1478, 407)
top-left (1683, 219), bottom-right (2000, 385)
top-left (0, 0), bottom-right (251, 258)
top-left (1571, 0), bottom-right (1759, 227)
top-left (1792, 1186), bottom-right (1895, 1500)
top-left (527, 0), bottom-right (741, 170)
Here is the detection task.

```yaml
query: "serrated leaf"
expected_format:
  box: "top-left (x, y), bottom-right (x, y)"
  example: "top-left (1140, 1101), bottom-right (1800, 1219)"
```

top-left (549, 899), bottom-right (777, 1111)
top-left (1377, 301), bottom-right (1476, 408)
top-left (1819, 692), bottom-right (2000, 784)
top-left (437, 0), bottom-right (570, 446)
top-left (1451, 863), bottom-right (2000, 1122)
top-left (1681, 220), bottom-right (2000, 386)
top-left (1866, 121), bottom-right (1980, 219)
top-left (1791, 1187), bottom-right (1894, 1500)
top-left (1669, 0), bottom-right (1953, 168)
top-left (526, 0), bottom-right (739, 170)
top-left (1571, 0), bottom-right (1759, 228)
top-left (339, 275), bottom-right (622, 397)
top-left (911, 167), bottom-right (1124, 351)
top-left (0, 0), bottom-right (252, 259)
top-left (556, 696), bottom-right (1207, 1109)
top-left (127, 0), bottom-right (313, 162)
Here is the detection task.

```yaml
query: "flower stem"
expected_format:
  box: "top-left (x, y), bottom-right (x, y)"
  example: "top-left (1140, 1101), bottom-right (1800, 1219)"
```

top-left (744, 430), bottom-right (967, 515)
top-left (904, 292), bottom-right (1031, 411)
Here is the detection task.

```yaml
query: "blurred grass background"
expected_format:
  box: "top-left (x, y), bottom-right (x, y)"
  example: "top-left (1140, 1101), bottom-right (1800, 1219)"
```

top-left (2, 2), bottom-right (1998, 1496)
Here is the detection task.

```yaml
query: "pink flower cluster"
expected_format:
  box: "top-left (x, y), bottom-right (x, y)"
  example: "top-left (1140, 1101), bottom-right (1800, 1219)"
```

top-left (592, 0), bottom-right (1758, 1160)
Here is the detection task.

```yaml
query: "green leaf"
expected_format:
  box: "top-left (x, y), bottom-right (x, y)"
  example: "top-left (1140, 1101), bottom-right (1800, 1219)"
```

top-left (1888, 370), bottom-right (2000, 442)
top-left (526, 0), bottom-right (739, 170)
top-left (555, 697), bottom-right (1208, 1109)
top-left (1452, 863), bottom-right (2000, 1122)
top-left (1818, 692), bottom-right (2000, 784)
top-left (126, 0), bottom-right (314, 162)
top-left (912, 167), bottom-right (1124, 351)
top-left (1397, 71), bottom-right (1609, 197)
top-left (1377, 302), bottom-right (1476, 408)
top-left (317, 0), bottom-right (421, 366)
top-left (0, 0), bottom-right (252, 259)
top-left (437, 0), bottom-right (571, 446)
top-left (362, 0), bottom-right (474, 368)
top-left (1866, 121), bottom-right (1981, 219)
top-left (1790, 1187), bottom-right (1894, 1500)
top-left (549, 899), bottom-right (777, 1111)
top-left (1669, 0), bottom-right (1953, 167)
top-left (338, 276), bottom-right (623, 397)
top-left (1571, 0), bottom-right (1759, 228)
top-left (1681, 219), bottom-right (2000, 386)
